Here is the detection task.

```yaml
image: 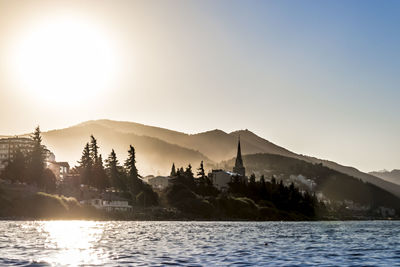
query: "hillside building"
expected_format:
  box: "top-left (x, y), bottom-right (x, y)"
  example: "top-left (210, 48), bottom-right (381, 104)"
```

top-left (146, 176), bottom-right (171, 190)
top-left (48, 161), bottom-right (70, 182)
top-left (0, 137), bottom-right (56, 173)
top-left (209, 138), bottom-right (247, 191)
top-left (208, 169), bottom-right (238, 191)
top-left (81, 197), bottom-right (132, 212)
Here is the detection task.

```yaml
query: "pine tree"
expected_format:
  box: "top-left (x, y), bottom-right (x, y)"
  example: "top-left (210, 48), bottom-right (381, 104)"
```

top-left (32, 126), bottom-right (42, 143)
top-left (106, 149), bottom-right (125, 191)
top-left (125, 145), bottom-right (141, 193)
top-left (28, 126), bottom-right (45, 187)
top-left (93, 154), bottom-right (109, 190)
top-left (249, 173), bottom-right (256, 184)
top-left (90, 135), bottom-right (99, 163)
top-left (170, 163), bottom-right (176, 177)
top-left (125, 145), bottom-right (139, 179)
top-left (197, 161), bottom-right (205, 179)
top-left (260, 175), bottom-right (266, 185)
top-left (259, 174), bottom-right (267, 198)
top-left (185, 164), bottom-right (193, 178)
top-left (78, 142), bottom-right (92, 185)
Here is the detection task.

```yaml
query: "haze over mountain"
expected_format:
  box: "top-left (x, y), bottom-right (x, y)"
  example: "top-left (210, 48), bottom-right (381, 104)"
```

top-left (38, 119), bottom-right (400, 198)
top-left (42, 123), bottom-right (209, 176)
top-left (222, 153), bottom-right (400, 209)
top-left (369, 170), bottom-right (400, 186)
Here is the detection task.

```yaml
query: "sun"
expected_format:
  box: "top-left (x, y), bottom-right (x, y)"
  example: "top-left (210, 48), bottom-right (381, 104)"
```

top-left (10, 15), bottom-right (118, 105)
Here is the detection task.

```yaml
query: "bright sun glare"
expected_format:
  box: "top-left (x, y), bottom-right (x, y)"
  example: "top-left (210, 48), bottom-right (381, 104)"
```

top-left (11, 15), bottom-right (117, 104)
top-left (42, 221), bottom-right (105, 265)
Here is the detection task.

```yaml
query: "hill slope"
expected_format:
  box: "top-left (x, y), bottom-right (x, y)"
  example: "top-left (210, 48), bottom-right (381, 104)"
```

top-left (369, 170), bottom-right (400, 185)
top-left (42, 123), bottom-right (211, 175)
top-left (36, 119), bottom-right (400, 198)
top-left (222, 153), bottom-right (400, 209)
top-left (80, 120), bottom-right (284, 161)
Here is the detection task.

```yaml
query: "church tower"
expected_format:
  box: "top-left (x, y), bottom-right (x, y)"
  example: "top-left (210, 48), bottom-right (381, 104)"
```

top-left (233, 137), bottom-right (246, 177)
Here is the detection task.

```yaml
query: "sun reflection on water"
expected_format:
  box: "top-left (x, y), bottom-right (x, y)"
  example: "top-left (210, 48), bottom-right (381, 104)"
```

top-left (39, 221), bottom-right (106, 266)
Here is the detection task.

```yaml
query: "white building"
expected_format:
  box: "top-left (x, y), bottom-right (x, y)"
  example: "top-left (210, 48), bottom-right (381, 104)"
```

top-left (48, 161), bottom-right (70, 182)
top-left (0, 137), bottom-right (55, 173)
top-left (146, 176), bottom-right (170, 190)
top-left (81, 197), bottom-right (132, 212)
top-left (208, 169), bottom-right (238, 191)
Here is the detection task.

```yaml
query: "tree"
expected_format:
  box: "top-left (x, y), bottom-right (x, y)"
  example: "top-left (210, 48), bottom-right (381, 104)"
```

top-left (170, 163), bottom-right (176, 177)
top-left (93, 154), bottom-right (109, 190)
top-left (249, 173), bottom-right (256, 184)
top-left (260, 175), bottom-right (266, 186)
top-left (185, 164), bottom-right (193, 178)
top-left (42, 168), bottom-right (57, 193)
top-left (259, 175), bottom-right (267, 198)
top-left (125, 145), bottom-right (139, 180)
top-left (122, 145), bottom-right (158, 206)
top-left (194, 160), bottom-right (218, 197)
top-left (124, 145), bottom-right (140, 193)
top-left (106, 149), bottom-right (125, 191)
top-left (28, 126), bottom-right (46, 186)
top-left (78, 142), bottom-right (92, 185)
top-left (1, 149), bottom-right (26, 183)
top-left (197, 161), bottom-right (205, 179)
top-left (90, 135), bottom-right (99, 163)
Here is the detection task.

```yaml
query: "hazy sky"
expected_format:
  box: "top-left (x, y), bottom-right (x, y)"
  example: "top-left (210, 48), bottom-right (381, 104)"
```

top-left (0, 0), bottom-right (399, 172)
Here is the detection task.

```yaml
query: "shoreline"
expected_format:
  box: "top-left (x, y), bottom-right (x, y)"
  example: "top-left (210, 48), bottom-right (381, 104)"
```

top-left (1, 216), bottom-right (398, 222)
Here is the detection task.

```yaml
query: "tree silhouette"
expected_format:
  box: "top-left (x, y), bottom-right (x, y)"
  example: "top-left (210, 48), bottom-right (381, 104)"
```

top-left (125, 145), bottom-right (141, 193)
top-left (170, 163), bottom-right (176, 177)
top-left (90, 135), bottom-right (99, 163)
top-left (78, 142), bottom-right (92, 185)
top-left (28, 126), bottom-right (45, 187)
top-left (106, 149), bottom-right (125, 191)
top-left (197, 161), bottom-right (205, 179)
top-left (93, 154), bottom-right (109, 190)
top-left (1, 149), bottom-right (26, 183)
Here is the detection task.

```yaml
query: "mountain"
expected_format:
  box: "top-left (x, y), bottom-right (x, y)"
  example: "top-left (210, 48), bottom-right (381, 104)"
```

top-left (42, 123), bottom-right (211, 175)
top-left (223, 153), bottom-right (400, 209)
top-left (36, 119), bottom-right (400, 198)
top-left (369, 170), bottom-right (400, 186)
top-left (79, 120), bottom-right (292, 162)
top-left (298, 156), bottom-right (400, 199)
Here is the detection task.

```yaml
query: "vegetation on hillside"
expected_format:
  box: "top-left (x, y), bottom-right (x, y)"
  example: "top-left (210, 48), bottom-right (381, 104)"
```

top-left (0, 127), bottom-right (399, 220)
top-left (222, 153), bottom-right (400, 209)
top-left (75, 135), bottom-right (159, 206)
top-left (161, 162), bottom-right (322, 220)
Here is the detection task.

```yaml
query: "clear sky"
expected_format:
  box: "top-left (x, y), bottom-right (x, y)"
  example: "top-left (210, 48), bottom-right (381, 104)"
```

top-left (0, 0), bottom-right (399, 172)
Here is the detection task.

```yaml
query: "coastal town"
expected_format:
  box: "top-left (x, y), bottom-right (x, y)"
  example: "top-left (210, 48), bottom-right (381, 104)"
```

top-left (0, 132), bottom-right (251, 214)
top-left (0, 128), bottom-right (398, 220)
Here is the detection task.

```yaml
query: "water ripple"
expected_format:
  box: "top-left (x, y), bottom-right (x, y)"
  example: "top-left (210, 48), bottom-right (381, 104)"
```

top-left (0, 221), bottom-right (399, 266)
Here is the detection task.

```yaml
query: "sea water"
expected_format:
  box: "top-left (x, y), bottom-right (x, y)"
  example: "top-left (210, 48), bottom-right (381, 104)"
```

top-left (0, 221), bottom-right (399, 266)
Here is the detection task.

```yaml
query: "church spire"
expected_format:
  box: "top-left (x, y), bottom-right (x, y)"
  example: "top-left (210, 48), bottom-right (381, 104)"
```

top-left (235, 136), bottom-right (243, 167)
top-left (233, 136), bottom-right (245, 177)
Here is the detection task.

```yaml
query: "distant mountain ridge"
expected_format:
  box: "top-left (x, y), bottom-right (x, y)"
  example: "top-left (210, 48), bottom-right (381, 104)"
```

top-left (23, 119), bottom-right (400, 198)
top-left (369, 170), bottom-right (400, 186)
top-left (223, 153), bottom-right (400, 209)
top-left (42, 123), bottom-right (211, 175)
